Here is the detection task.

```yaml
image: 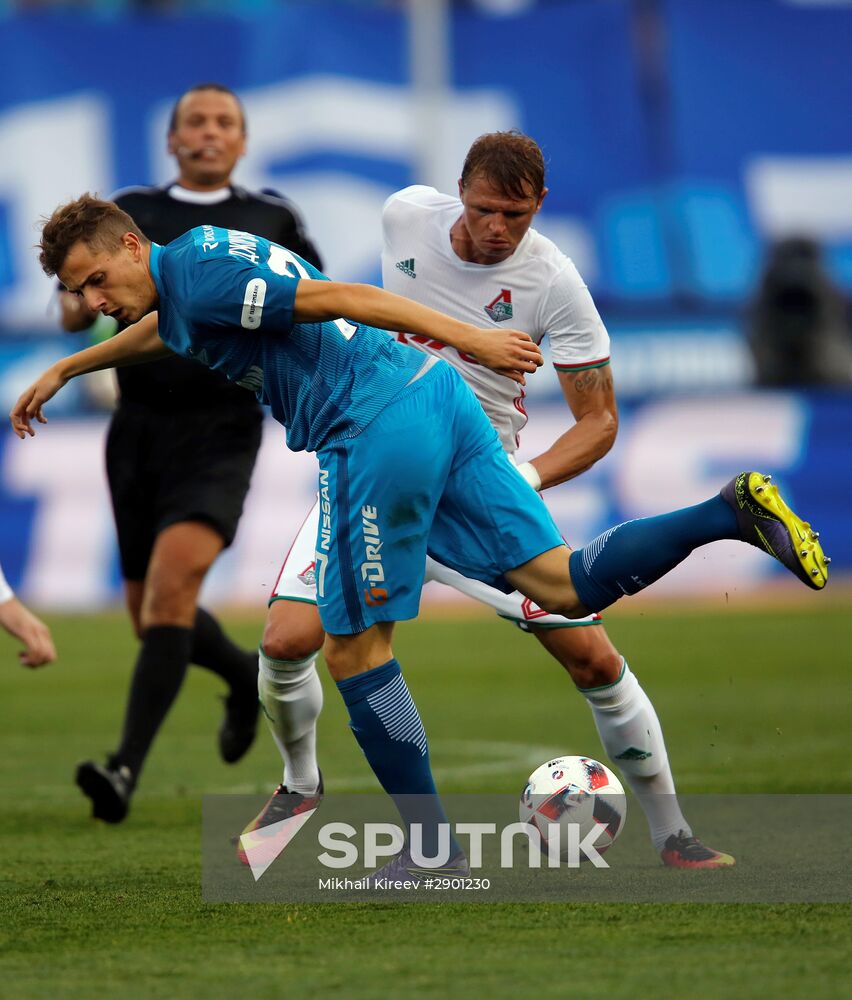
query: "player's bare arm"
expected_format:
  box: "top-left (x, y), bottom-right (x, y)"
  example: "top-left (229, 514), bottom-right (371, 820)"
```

top-left (10, 313), bottom-right (169, 438)
top-left (293, 280), bottom-right (543, 384)
top-left (523, 364), bottom-right (618, 490)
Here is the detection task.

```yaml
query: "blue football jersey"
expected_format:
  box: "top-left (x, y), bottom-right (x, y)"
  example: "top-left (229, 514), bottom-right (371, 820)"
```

top-left (149, 226), bottom-right (426, 452)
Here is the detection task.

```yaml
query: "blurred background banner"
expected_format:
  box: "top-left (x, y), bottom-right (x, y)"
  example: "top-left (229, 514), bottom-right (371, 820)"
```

top-left (3, 0), bottom-right (852, 325)
top-left (2, 392), bottom-right (849, 608)
top-left (1, 0), bottom-right (850, 605)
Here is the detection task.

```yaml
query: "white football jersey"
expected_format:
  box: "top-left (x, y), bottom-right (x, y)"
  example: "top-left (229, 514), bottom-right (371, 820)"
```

top-left (381, 185), bottom-right (610, 453)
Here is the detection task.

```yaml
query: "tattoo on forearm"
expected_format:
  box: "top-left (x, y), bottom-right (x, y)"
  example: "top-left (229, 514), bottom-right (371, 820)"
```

top-left (573, 367), bottom-right (613, 394)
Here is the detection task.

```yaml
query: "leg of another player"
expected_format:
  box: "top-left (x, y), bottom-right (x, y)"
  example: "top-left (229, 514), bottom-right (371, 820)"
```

top-left (531, 625), bottom-right (731, 866)
top-left (111, 521), bottom-right (226, 782)
top-left (325, 624), bottom-right (459, 863)
top-left (506, 473), bottom-right (829, 617)
top-left (258, 599), bottom-right (325, 795)
top-left (236, 599), bottom-right (325, 857)
top-left (123, 543), bottom-right (259, 768)
top-left (505, 492), bottom-right (743, 618)
top-left (151, 522), bottom-right (261, 764)
top-left (78, 521), bottom-right (229, 821)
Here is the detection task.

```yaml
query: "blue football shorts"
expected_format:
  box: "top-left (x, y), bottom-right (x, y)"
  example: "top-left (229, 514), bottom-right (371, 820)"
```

top-left (314, 360), bottom-right (564, 635)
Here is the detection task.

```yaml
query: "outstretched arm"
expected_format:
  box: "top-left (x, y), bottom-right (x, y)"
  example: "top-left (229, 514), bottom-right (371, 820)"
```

top-left (10, 313), bottom-right (169, 438)
top-left (294, 281), bottom-right (543, 384)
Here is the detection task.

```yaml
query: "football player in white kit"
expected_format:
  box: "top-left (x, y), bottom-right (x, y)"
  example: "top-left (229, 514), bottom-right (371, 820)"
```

top-left (248, 132), bottom-right (733, 868)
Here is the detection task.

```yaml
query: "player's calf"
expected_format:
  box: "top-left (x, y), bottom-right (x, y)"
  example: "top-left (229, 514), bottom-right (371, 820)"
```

top-left (535, 624), bottom-right (622, 690)
top-left (257, 647), bottom-right (323, 795)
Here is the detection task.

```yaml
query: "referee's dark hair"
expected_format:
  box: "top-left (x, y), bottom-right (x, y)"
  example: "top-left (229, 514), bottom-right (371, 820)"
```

top-left (39, 194), bottom-right (147, 277)
top-left (461, 131), bottom-right (546, 200)
top-left (168, 83), bottom-right (247, 135)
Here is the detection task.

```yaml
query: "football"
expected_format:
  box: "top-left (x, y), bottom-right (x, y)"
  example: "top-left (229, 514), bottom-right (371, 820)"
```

top-left (519, 755), bottom-right (627, 863)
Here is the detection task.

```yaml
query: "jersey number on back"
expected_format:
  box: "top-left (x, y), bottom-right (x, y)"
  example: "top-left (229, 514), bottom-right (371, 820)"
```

top-left (269, 245), bottom-right (357, 341)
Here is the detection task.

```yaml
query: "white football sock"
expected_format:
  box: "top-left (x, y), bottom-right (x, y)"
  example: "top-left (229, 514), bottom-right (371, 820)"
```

top-left (258, 648), bottom-right (323, 796)
top-left (580, 660), bottom-right (691, 852)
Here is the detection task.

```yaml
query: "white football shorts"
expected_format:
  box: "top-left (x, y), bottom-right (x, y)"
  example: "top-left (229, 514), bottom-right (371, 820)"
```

top-left (269, 498), bottom-right (602, 631)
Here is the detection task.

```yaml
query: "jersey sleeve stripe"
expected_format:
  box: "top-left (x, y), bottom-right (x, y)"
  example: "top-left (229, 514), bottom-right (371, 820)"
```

top-left (553, 357), bottom-right (611, 372)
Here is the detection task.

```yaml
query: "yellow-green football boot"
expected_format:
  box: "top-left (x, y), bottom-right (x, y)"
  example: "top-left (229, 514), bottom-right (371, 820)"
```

top-left (721, 472), bottom-right (829, 589)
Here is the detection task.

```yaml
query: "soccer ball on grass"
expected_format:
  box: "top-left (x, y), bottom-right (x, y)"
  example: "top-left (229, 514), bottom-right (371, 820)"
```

top-left (519, 755), bottom-right (627, 863)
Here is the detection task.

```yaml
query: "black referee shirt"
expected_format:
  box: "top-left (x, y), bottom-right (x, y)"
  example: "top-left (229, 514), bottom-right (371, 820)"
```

top-left (112, 183), bottom-right (323, 413)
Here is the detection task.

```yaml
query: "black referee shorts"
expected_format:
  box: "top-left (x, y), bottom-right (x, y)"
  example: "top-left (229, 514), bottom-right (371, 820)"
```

top-left (105, 401), bottom-right (264, 581)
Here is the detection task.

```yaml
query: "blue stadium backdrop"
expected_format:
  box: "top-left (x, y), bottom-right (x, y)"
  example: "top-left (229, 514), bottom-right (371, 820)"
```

top-left (2, 392), bottom-right (848, 607)
top-left (0, 0), bottom-right (850, 604)
top-left (2, 0), bottom-right (851, 324)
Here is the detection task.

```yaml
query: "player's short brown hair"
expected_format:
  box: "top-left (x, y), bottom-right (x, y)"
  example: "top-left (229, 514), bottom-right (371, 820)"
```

top-left (461, 131), bottom-right (546, 200)
top-left (168, 83), bottom-right (247, 134)
top-left (39, 194), bottom-right (147, 277)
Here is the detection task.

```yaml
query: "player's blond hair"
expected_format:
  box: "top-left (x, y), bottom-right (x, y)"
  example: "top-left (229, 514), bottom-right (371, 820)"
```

top-left (38, 194), bottom-right (147, 277)
top-left (461, 131), bottom-right (546, 200)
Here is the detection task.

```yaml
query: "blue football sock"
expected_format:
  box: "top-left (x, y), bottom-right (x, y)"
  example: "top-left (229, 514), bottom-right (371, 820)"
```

top-left (337, 659), bottom-right (459, 862)
top-left (569, 494), bottom-right (739, 613)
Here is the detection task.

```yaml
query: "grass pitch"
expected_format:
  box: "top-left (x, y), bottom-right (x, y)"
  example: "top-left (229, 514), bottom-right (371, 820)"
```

top-left (1, 601), bottom-right (850, 998)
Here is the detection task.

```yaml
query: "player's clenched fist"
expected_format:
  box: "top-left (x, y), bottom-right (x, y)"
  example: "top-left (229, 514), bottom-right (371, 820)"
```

top-left (463, 327), bottom-right (544, 385)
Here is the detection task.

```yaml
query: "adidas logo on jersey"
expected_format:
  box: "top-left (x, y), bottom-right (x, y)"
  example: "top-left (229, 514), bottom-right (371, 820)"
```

top-left (395, 258), bottom-right (416, 278)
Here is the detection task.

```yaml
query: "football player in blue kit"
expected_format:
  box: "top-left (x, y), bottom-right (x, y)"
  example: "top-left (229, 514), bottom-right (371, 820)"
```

top-left (13, 195), bottom-right (829, 875)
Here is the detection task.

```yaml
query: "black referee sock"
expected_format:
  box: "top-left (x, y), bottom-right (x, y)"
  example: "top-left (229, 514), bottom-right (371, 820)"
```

top-left (190, 607), bottom-right (258, 696)
top-left (112, 625), bottom-right (193, 779)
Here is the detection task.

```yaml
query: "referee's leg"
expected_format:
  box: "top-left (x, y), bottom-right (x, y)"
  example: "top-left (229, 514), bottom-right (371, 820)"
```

top-left (78, 520), bottom-right (258, 822)
top-left (141, 520), bottom-right (224, 628)
top-left (107, 520), bottom-right (226, 787)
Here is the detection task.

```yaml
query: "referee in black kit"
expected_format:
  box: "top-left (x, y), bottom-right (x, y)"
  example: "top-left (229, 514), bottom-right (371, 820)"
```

top-left (59, 83), bottom-right (322, 823)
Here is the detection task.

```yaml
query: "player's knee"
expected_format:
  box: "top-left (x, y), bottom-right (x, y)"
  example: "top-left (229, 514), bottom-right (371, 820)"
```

top-left (143, 559), bottom-right (210, 624)
top-left (568, 646), bottom-right (622, 689)
top-left (553, 630), bottom-right (622, 689)
top-left (262, 602), bottom-right (324, 663)
top-left (323, 623), bottom-right (395, 681)
top-left (143, 585), bottom-right (202, 628)
top-left (261, 624), bottom-right (322, 663)
top-left (322, 639), bottom-right (369, 681)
